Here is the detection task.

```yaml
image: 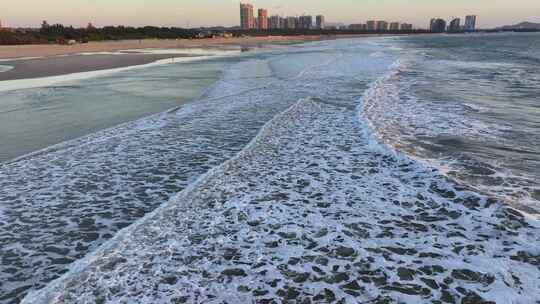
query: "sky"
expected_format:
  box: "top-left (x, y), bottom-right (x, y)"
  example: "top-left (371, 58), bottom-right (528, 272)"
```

top-left (2, 0), bottom-right (540, 29)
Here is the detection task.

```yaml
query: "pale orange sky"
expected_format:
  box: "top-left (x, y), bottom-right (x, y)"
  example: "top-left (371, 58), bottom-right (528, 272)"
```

top-left (2, 0), bottom-right (540, 29)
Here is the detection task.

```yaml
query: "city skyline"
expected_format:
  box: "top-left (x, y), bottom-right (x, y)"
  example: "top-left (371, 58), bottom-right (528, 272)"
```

top-left (2, 0), bottom-right (540, 29)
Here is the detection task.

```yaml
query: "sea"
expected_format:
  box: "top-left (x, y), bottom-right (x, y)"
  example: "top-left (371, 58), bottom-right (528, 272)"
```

top-left (0, 33), bottom-right (539, 303)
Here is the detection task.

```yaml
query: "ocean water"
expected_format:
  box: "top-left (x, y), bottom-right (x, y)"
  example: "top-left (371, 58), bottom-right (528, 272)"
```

top-left (0, 65), bottom-right (13, 73)
top-left (363, 33), bottom-right (540, 213)
top-left (0, 35), bottom-right (539, 303)
top-left (21, 36), bottom-right (540, 304)
top-left (1, 41), bottom-right (386, 302)
top-left (0, 53), bottom-right (234, 162)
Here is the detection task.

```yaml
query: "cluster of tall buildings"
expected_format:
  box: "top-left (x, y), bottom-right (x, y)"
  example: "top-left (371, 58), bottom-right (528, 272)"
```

top-left (430, 15), bottom-right (477, 33)
top-left (240, 3), bottom-right (325, 30)
top-left (348, 21), bottom-right (413, 31)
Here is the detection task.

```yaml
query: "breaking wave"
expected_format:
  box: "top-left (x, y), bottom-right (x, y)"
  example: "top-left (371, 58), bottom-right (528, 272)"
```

top-left (361, 56), bottom-right (540, 214)
top-left (6, 36), bottom-right (539, 304)
top-left (24, 87), bottom-right (540, 304)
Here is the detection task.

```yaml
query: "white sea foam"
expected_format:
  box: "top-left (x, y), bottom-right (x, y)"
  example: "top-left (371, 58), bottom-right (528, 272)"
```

top-left (0, 65), bottom-right (13, 73)
top-left (0, 56), bottom-right (43, 62)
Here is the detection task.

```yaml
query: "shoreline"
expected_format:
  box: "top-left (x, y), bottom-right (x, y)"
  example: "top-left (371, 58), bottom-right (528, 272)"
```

top-left (0, 35), bottom-right (368, 82)
top-left (0, 35), bottom-right (364, 60)
top-left (0, 53), bottom-right (181, 81)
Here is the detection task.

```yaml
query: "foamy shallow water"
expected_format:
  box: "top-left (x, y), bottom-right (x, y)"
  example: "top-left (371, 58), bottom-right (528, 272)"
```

top-left (1, 37), bottom-right (539, 303)
top-left (1, 38), bottom-right (388, 302)
top-left (24, 97), bottom-right (540, 303)
top-left (15, 38), bottom-right (540, 304)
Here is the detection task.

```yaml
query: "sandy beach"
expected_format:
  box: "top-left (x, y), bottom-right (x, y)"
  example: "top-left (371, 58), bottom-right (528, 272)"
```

top-left (0, 35), bottom-right (332, 59)
top-left (0, 35), bottom-right (348, 81)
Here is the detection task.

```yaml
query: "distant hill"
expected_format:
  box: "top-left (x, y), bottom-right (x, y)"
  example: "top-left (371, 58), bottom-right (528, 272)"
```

top-left (499, 22), bottom-right (540, 30)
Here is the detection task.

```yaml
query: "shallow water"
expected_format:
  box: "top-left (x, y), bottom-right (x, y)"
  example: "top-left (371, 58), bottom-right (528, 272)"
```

top-left (1, 36), bottom-right (539, 303)
top-left (23, 39), bottom-right (540, 304)
top-left (0, 59), bottom-right (224, 162)
top-left (0, 39), bottom-right (390, 303)
top-left (0, 65), bottom-right (13, 73)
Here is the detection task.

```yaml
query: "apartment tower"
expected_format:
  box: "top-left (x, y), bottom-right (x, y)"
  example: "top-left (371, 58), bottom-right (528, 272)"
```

top-left (240, 3), bottom-right (255, 29)
top-left (258, 9), bottom-right (268, 30)
top-left (464, 15), bottom-right (477, 31)
top-left (316, 15), bottom-right (325, 29)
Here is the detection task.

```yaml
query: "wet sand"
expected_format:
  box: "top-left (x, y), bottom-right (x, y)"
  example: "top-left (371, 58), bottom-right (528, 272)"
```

top-left (0, 35), bottom-right (332, 59)
top-left (0, 53), bottom-right (180, 80)
top-left (0, 35), bottom-right (345, 81)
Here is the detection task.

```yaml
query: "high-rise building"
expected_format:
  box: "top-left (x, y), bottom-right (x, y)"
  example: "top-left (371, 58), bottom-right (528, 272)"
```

top-left (400, 23), bottom-right (413, 31)
top-left (279, 17), bottom-right (286, 29)
top-left (285, 16), bottom-right (297, 29)
top-left (389, 22), bottom-right (400, 31)
top-left (316, 15), bottom-right (325, 29)
top-left (269, 15), bottom-right (281, 29)
top-left (376, 21), bottom-right (389, 31)
top-left (448, 18), bottom-right (461, 32)
top-left (464, 15), bottom-right (477, 32)
top-left (430, 18), bottom-right (447, 33)
top-left (240, 3), bottom-right (255, 29)
top-left (258, 9), bottom-right (268, 30)
top-left (366, 20), bottom-right (376, 31)
top-left (298, 15), bottom-right (313, 29)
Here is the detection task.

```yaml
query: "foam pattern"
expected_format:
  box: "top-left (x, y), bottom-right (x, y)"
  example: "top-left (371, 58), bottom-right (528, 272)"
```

top-left (25, 96), bottom-right (540, 304)
top-left (20, 39), bottom-right (540, 303)
top-left (0, 54), bottom-right (307, 302)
